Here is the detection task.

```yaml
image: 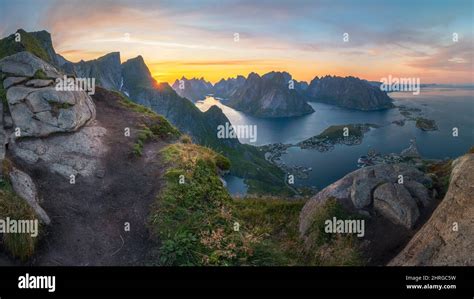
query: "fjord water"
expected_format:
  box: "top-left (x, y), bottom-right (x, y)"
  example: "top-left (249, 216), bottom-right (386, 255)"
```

top-left (196, 87), bottom-right (474, 192)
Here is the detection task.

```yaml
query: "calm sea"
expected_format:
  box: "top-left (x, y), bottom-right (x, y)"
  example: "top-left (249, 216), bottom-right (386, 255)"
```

top-left (196, 87), bottom-right (474, 194)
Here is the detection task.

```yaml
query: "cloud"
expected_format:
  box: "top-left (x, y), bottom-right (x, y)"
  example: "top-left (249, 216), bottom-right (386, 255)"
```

top-left (407, 40), bottom-right (473, 72)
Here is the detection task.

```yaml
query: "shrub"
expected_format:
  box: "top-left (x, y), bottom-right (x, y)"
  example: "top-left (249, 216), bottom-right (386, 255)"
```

top-left (180, 134), bottom-right (192, 144)
top-left (214, 154), bottom-right (231, 171)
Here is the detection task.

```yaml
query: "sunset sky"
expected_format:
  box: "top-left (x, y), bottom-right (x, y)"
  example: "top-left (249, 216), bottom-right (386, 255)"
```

top-left (1, 0), bottom-right (472, 84)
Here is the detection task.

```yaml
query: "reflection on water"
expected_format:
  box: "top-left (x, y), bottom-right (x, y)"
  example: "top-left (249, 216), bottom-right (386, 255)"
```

top-left (197, 87), bottom-right (474, 191)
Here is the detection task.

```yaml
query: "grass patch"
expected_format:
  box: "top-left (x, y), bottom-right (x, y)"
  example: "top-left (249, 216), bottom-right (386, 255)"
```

top-left (150, 143), bottom-right (363, 266)
top-left (150, 143), bottom-right (290, 266)
top-left (33, 69), bottom-right (48, 80)
top-left (150, 143), bottom-right (249, 266)
top-left (113, 91), bottom-right (181, 157)
top-left (233, 197), bottom-right (305, 265)
top-left (302, 198), bottom-right (365, 266)
top-left (131, 119), bottom-right (181, 157)
top-left (0, 29), bottom-right (50, 62)
top-left (114, 91), bottom-right (156, 117)
top-left (0, 176), bottom-right (40, 261)
top-left (0, 75), bottom-right (7, 108)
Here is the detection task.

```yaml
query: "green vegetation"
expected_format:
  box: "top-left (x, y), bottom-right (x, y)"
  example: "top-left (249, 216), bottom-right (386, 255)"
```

top-left (33, 69), bottom-right (48, 80)
top-left (317, 124), bottom-right (375, 140)
top-left (111, 91), bottom-right (181, 156)
top-left (0, 161), bottom-right (41, 261)
top-left (49, 101), bottom-right (73, 118)
top-left (131, 119), bottom-right (181, 157)
top-left (150, 143), bottom-right (364, 266)
top-left (233, 197), bottom-right (305, 265)
top-left (303, 198), bottom-right (365, 266)
top-left (150, 143), bottom-right (254, 266)
top-left (0, 29), bottom-right (50, 62)
top-left (115, 91), bottom-right (157, 117)
top-left (179, 134), bottom-right (192, 144)
top-left (0, 74), bottom-right (7, 106)
top-left (207, 142), bottom-right (292, 196)
top-left (116, 91), bottom-right (181, 139)
top-left (426, 159), bottom-right (453, 199)
top-left (132, 126), bottom-right (154, 156)
top-left (415, 117), bottom-right (438, 131)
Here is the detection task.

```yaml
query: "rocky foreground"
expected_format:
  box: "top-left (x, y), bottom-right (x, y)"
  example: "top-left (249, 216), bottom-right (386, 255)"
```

top-left (0, 51), bottom-right (166, 265)
top-left (299, 151), bottom-right (473, 265)
top-left (389, 153), bottom-right (474, 266)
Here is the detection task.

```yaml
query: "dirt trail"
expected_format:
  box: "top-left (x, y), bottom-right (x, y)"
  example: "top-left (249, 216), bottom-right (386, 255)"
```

top-left (8, 89), bottom-right (165, 266)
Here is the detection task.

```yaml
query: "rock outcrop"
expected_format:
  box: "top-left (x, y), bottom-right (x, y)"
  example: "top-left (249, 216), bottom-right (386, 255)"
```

top-left (0, 51), bottom-right (104, 229)
top-left (8, 166), bottom-right (51, 224)
top-left (389, 153), bottom-right (474, 266)
top-left (306, 75), bottom-right (394, 110)
top-left (62, 52), bottom-right (122, 91)
top-left (1, 52), bottom-right (96, 138)
top-left (373, 182), bottom-right (420, 229)
top-left (299, 163), bottom-right (433, 233)
top-left (171, 77), bottom-right (213, 102)
top-left (10, 125), bottom-right (107, 179)
top-left (400, 138), bottom-right (420, 158)
top-left (213, 76), bottom-right (246, 98)
top-left (0, 51), bottom-right (61, 78)
top-left (224, 71), bottom-right (314, 118)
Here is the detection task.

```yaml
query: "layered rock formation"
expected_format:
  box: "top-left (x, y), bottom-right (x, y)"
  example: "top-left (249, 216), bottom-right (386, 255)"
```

top-left (306, 76), bottom-right (394, 110)
top-left (389, 153), bottom-right (474, 266)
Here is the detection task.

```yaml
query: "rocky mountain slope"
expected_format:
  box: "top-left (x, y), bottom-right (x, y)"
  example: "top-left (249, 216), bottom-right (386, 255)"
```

top-left (212, 75), bottom-right (246, 98)
top-left (223, 71), bottom-right (314, 118)
top-left (306, 75), bottom-right (394, 110)
top-left (389, 153), bottom-right (474, 266)
top-left (62, 52), bottom-right (122, 91)
top-left (171, 77), bottom-right (213, 102)
top-left (0, 29), bottom-right (290, 195)
top-left (120, 56), bottom-right (290, 195)
top-left (0, 49), bottom-right (290, 266)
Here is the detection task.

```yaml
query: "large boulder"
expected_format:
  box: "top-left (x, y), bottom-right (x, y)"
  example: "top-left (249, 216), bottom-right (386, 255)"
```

top-left (373, 183), bottom-right (420, 229)
top-left (404, 180), bottom-right (431, 207)
top-left (8, 166), bottom-right (51, 224)
top-left (0, 51), bottom-right (61, 78)
top-left (389, 154), bottom-right (474, 266)
top-left (10, 125), bottom-right (107, 179)
top-left (1, 52), bottom-right (96, 138)
top-left (299, 163), bottom-right (431, 235)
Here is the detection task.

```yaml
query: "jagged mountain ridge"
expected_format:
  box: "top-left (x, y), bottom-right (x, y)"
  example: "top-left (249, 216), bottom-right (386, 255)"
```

top-left (306, 75), bottom-right (394, 110)
top-left (223, 71), bottom-right (314, 118)
top-left (171, 76), bottom-right (213, 102)
top-left (63, 52), bottom-right (122, 91)
top-left (171, 72), bottom-right (393, 116)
